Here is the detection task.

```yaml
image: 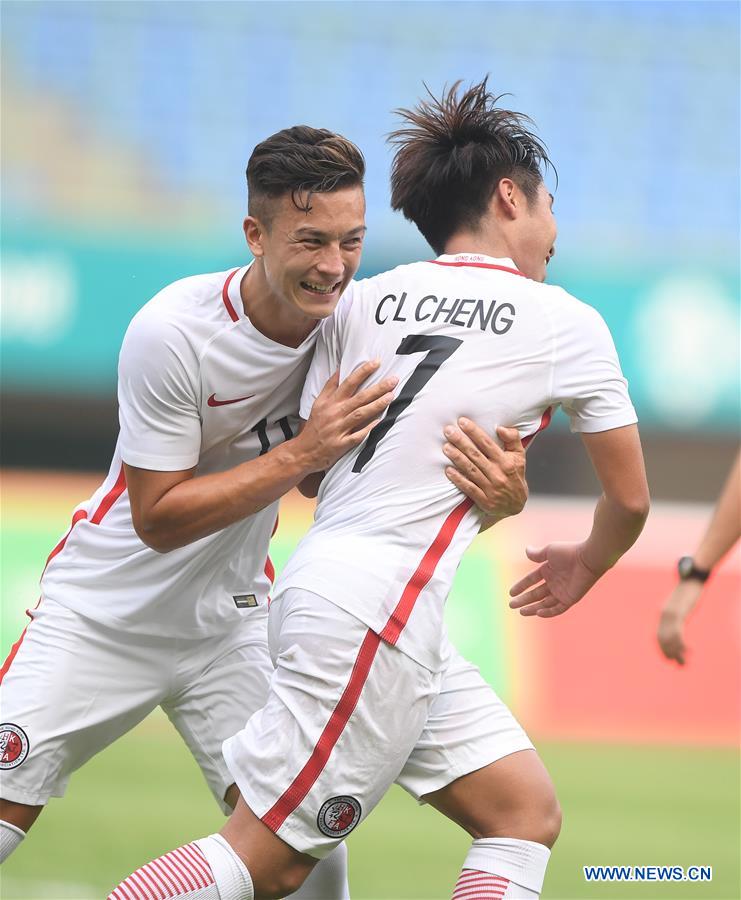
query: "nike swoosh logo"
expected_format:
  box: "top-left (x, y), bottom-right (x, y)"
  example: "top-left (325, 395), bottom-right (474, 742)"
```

top-left (207, 393), bottom-right (255, 407)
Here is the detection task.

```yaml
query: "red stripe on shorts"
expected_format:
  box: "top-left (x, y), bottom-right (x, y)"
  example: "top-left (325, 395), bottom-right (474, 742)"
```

top-left (380, 497), bottom-right (474, 644)
top-left (261, 628), bottom-right (382, 832)
top-left (221, 268), bottom-right (240, 322)
top-left (261, 497), bottom-right (475, 832)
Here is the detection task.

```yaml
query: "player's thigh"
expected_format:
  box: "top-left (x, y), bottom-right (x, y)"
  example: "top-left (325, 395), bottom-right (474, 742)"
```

top-left (397, 647), bottom-right (559, 840)
top-left (163, 608), bottom-right (273, 813)
top-left (0, 599), bottom-right (168, 806)
top-left (425, 750), bottom-right (562, 846)
top-left (222, 589), bottom-right (438, 861)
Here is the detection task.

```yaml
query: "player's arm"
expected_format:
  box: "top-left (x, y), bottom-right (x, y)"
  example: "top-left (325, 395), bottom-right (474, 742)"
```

top-left (657, 450), bottom-right (740, 663)
top-left (509, 424), bottom-right (649, 617)
top-left (509, 299), bottom-right (649, 617)
top-left (128, 364), bottom-right (396, 553)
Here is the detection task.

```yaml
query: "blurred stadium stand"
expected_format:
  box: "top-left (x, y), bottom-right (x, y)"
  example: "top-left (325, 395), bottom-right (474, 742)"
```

top-left (1, 1), bottom-right (738, 498)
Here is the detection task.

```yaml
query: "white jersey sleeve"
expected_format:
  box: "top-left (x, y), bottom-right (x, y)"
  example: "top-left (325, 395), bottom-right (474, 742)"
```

top-left (298, 287), bottom-right (354, 420)
top-left (549, 290), bottom-right (637, 433)
top-left (118, 307), bottom-right (202, 471)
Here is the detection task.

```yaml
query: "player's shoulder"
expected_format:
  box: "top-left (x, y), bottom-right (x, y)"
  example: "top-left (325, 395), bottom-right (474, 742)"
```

top-left (340, 261), bottom-right (431, 307)
top-left (535, 280), bottom-right (610, 331)
top-left (126, 268), bottom-right (237, 345)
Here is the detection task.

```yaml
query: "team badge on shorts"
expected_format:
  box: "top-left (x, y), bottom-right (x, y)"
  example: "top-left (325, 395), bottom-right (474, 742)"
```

top-left (317, 795), bottom-right (361, 838)
top-left (0, 724), bottom-right (29, 769)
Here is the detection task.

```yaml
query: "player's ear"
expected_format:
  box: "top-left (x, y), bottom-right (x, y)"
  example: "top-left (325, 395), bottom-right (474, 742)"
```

top-left (243, 216), bottom-right (267, 257)
top-left (493, 178), bottom-right (520, 220)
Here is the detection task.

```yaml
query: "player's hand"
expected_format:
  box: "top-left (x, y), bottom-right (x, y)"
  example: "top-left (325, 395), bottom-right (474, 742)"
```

top-left (657, 580), bottom-right (702, 665)
top-left (443, 421), bottom-right (527, 520)
top-left (296, 361), bottom-right (397, 472)
top-left (509, 541), bottom-right (601, 617)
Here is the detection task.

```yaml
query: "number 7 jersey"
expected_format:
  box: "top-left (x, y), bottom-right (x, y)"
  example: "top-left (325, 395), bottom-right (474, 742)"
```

top-left (275, 254), bottom-right (637, 672)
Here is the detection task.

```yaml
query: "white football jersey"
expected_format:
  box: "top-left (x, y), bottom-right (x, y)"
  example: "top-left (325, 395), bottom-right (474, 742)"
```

top-left (275, 254), bottom-right (638, 671)
top-left (42, 266), bottom-right (317, 638)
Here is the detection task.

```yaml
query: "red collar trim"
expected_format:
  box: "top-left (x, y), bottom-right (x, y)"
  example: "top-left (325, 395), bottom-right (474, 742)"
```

top-left (428, 260), bottom-right (526, 277)
top-left (222, 268), bottom-right (241, 322)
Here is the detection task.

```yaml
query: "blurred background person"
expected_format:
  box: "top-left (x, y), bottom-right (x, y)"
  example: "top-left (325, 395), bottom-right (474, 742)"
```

top-left (658, 451), bottom-right (741, 665)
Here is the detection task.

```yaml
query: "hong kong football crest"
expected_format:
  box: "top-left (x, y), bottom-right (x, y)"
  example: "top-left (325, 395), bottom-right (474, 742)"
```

top-left (0, 724), bottom-right (29, 769)
top-left (317, 795), bottom-right (361, 838)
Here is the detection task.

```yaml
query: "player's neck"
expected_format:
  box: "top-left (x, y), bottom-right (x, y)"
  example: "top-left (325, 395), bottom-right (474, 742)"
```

top-left (240, 265), bottom-right (317, 348)
top-left (443, 231), bottom-right (514, 262)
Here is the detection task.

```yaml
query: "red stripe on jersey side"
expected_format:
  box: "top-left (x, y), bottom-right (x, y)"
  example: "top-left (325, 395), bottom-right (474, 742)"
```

top-left (380, 497), bottom-right (474, 646)
top-left (43, 466), bottom-right (127, 574)
top-left (41, 508), bottom-right (89, 576)
top-left (429, 261), bottom-right (525, 277)
top-left (264, 556), bottom-right (275, 584)
top-left (522, 405), bottom-right (553, 448)
top-left (261, 628), bottom-right (382, 833)
top-left (5, 466), bottom-right (129, 686)
top-left (221, 268), bottom-right (240, 322)
top-left (90, 465), bottom-right (127, 524)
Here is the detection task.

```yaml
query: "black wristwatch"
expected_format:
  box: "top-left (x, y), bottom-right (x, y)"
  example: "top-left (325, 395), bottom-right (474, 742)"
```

top-left (677, 556), bottom-right (711, 583)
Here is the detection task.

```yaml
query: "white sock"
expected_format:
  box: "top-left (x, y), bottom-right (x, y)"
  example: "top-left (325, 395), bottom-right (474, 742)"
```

top-left (108, 834), bottom-right (253, 900)
top-left (197, 834), bottom-right (254, 900)
top-left (452, 838), bottom-right (551, 899)
top-left (0, 820), bottom-right (26, 863)
top-left (294, 842), bottom-right (350, 899)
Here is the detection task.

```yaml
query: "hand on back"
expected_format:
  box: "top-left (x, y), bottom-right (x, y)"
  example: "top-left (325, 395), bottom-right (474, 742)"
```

top-left (297, 361), bottom-right (398, 472)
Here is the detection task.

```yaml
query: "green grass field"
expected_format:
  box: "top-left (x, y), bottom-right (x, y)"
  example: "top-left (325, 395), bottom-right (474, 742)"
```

top-left (2, 710), bottom-right (738, 900)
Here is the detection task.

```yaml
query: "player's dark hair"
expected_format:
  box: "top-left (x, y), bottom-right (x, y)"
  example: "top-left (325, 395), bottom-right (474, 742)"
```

top-left (247, 126), bottom-right (365, 224)
top-left (388, 78), bottom-right (555, 254)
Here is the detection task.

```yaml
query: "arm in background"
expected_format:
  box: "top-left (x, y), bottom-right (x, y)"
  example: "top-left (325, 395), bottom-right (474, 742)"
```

top-left (657, 450), bottom-right (741, 664)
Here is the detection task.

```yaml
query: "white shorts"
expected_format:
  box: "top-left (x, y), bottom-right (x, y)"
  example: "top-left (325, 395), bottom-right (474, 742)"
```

top-left (0, 597), bottom-right (271, 812)
top-left (222, 589), bottom-right (533, 858)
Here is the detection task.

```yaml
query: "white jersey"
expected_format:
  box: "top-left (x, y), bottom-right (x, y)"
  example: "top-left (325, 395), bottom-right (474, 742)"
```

top-left (275, 253), bottom-right (638, 671)
top-left (41, 266), bottom-right (317, 638)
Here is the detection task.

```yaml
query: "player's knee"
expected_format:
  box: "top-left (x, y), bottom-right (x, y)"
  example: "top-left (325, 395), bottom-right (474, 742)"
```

top-left (508, 778), bottom-right (561, 848)
top-left (257, 858), bottom-right (314, 898)
top-left (532, 791), bottom-right (562, 848)
top-left (475, 780), bottom-right (562, 848)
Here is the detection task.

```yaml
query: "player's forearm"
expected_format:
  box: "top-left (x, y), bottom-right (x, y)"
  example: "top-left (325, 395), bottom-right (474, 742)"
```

top-left (692, 451), bottom-right (741, 571)
top-left (579, 491), bottom-right (649, 576)
top-left (137, 438), bottom-right (317, 552)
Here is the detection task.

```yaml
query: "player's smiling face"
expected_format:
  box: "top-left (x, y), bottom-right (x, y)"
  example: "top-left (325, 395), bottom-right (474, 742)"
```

top-left (256, 186), bottom-right (366, 319)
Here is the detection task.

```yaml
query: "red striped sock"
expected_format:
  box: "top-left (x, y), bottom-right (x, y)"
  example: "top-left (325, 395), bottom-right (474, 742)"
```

top-left (109, 842), bottom-right (215, 899)
top-left (452, 868), bottom-right (511, 899)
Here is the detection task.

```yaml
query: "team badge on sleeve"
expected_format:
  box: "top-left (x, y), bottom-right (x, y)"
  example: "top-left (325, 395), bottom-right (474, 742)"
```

top-left (0, 724), bottom-right (29, 769)
top-left (317, 795), bottom-right (361, 838)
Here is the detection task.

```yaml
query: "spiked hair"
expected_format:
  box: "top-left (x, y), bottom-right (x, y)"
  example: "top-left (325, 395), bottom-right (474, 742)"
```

top-left (388, 78), bottom-right (554, 253)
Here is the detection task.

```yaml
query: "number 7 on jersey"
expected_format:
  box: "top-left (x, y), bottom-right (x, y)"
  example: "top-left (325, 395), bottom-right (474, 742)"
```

top-left (352, 334), bottom-right (463, 473)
